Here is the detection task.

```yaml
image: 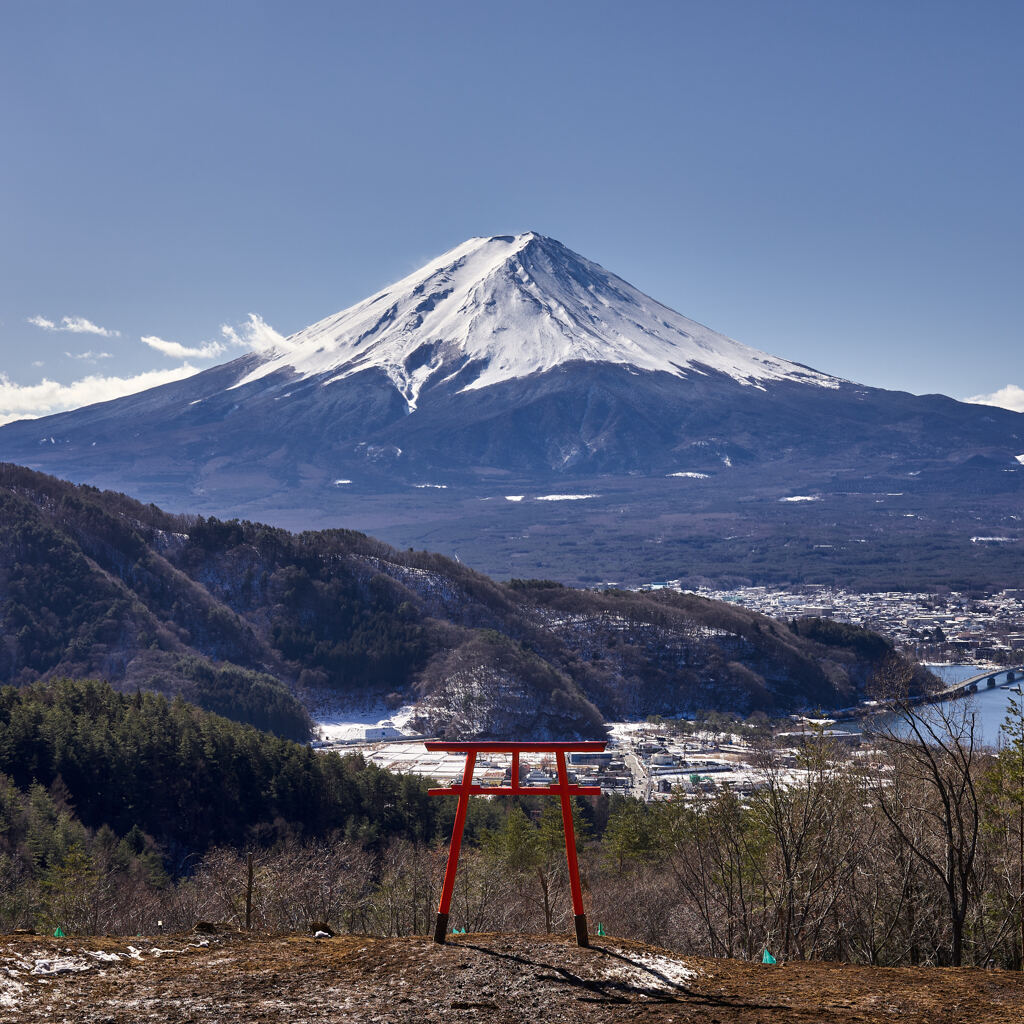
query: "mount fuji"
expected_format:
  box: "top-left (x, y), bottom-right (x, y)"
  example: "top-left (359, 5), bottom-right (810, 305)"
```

top-left (232, 231), bottom-right (840, 406)
top-left (2, 232), bottom-right (1022, 588)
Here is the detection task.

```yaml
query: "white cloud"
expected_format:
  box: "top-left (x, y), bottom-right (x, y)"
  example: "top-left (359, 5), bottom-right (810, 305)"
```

top-left (1, 311), bottom-right (287, 425)
top-left (964, 385), bottom-right (1024, 414)
top-left (28, 315), bottom-right (120, 337)
top-left (0, 365), bottom-right (199, 426)
top-left (139, 314), bottom-right (286, 360)
top-left (220, 313), bottom-right (289, 353)
top-left (141, 335), bottom-right (227, 360)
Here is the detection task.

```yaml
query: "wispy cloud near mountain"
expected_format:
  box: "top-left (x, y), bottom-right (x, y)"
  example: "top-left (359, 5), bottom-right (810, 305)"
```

top-left (141, 314), bottom-right (285, 360)
top-left (141, 335), bottom-right (226, 360)
top-left (0, 312), bottom-right (284, 425)
top-left (219, 313), bottom-right (287, 353)
top-left (965, 385), bottom-right (1024, 413)
top-left (0, 365), bottom-right (199, 426)
top-left (28, 315), bottom-right (120, 338)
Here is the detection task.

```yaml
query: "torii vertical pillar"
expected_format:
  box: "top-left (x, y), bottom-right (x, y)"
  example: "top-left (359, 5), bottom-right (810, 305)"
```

top-left (556, 749), bottom-right (590, 947)
top-left (432, 748), bottom-right (476, 942)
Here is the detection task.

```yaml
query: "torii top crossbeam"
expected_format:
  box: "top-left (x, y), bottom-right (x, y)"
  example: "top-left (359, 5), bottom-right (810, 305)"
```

top-left (426, 740), bottom-right (607, 947)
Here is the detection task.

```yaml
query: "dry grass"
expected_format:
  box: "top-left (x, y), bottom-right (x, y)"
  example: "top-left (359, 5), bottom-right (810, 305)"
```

top-left (2, 931), bottom-right (1023, 1023)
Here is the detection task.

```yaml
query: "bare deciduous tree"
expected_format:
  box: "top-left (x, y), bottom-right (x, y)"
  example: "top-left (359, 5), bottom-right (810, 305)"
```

top-left (871, 699), bottom-right (981, 965)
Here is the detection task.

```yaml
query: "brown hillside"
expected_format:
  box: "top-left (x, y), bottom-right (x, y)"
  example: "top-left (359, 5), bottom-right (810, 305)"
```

top-left (2, 931), bottom-right (1022, 1023)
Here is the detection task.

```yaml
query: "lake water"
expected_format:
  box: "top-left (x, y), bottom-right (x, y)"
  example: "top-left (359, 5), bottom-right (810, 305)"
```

top-left (851, 664), bottom-right (1023, 749)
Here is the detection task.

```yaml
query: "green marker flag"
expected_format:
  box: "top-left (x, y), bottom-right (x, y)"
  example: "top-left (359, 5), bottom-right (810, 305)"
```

top-left (53, 927), bottom-right (65, 938)
top-left (762, 949), bottom-right (776, 965)
top-left (597, 923), bottom-right (607, 937)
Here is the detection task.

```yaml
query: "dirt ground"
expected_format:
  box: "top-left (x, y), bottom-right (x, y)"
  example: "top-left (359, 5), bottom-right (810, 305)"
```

top-left (2, 930), bottom-right (1023, 1023)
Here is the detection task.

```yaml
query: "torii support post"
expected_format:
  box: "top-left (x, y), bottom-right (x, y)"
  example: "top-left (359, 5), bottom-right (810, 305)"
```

top-left (431, 748), bottom-right (476, 943)
top-left (556, 750), bottom-right (590, 947)
top-left (426, 740), bottom-right (606, 947)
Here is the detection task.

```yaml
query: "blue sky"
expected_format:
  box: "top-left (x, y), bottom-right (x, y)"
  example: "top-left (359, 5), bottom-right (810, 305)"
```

top-left (2, 0), bottom-right (1022, 423)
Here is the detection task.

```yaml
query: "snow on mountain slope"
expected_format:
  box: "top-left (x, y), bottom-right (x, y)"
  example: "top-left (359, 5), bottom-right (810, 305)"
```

top-left (233, 232), bottom-right (841, 410)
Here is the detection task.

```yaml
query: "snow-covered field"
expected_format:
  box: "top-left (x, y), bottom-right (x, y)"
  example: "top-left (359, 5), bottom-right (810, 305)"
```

top-left (314, 704), bottom-right (419, 743)
top-left (322, 740), bottom-right (530, 787)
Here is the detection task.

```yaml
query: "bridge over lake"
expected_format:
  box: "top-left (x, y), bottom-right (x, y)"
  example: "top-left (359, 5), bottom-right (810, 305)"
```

top-left (833, 665), bottom-right (1024, 723)
top-left (927, 665), bottom-right (1024, 700)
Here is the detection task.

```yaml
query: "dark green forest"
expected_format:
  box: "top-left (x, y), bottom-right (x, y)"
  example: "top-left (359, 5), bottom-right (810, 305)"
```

top-left (0, 679), bottom-right (450, 862)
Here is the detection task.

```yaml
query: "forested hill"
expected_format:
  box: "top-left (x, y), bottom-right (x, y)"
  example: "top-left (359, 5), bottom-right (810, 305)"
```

top-left (0, 677), bottom-right (449, 875)
top-left (0, 464), bottom-right (932, 738)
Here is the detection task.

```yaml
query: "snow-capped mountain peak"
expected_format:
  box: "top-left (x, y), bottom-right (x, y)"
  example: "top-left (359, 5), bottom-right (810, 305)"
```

top-left (233, 232), bottom-right (840, 409)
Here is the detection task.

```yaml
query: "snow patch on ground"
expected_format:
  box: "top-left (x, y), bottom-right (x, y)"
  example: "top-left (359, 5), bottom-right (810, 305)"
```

top-left (536, 493), bottom-right (597, 501)
top-left (971, 536), bottom-right (1013, 543)
top-left (668, 472), bottom-right (709, 479)
top-left (779, 495), bottom-right (820, 503)
top-left (0, 938), bottom-right (213, 1004)
top-left (85, 950), bottom-right (124, 962)
top-left (504, 495), bottom-right (524, 502)
top-left (0, 972), bottom-right (26, 1009)
top-left (333, 479), bottom-right (352, 485)
top-left (31, 955), bottom-right (93, 975)
top-left (412, 483), bottom-right (447, 489)
top-left (601, 951), bottom-right (698, 991)
top-left (1016, 454), bottom-right (1024, 465)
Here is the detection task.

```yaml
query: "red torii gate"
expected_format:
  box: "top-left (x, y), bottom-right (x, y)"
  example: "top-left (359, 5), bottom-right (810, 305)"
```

top-left (427, 740), bottom-right (606, 947)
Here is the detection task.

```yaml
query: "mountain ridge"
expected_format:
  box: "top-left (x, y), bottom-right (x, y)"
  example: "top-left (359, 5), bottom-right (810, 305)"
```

top-left (0, 464), bottom-right (926, 738)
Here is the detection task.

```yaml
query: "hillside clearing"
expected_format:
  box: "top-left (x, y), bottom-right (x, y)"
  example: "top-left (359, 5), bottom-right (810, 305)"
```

top-left (2, 932), bottom-right (1022, 1023)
